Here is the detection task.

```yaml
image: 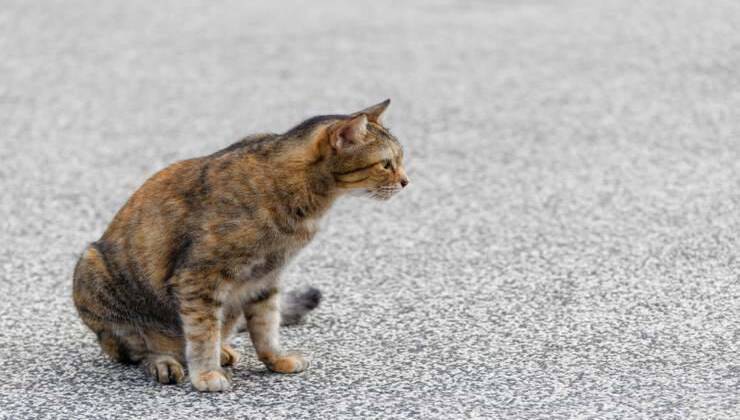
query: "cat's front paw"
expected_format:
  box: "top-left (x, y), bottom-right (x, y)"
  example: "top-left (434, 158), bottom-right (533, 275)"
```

top-left (261, 352), bottom-right (310, 374)
top-left (191, 369), bottom-right (232, 392)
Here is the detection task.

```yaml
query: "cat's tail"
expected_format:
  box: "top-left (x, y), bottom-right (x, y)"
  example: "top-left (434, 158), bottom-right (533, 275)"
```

top-left (280, 286), bottom-right (322, 326)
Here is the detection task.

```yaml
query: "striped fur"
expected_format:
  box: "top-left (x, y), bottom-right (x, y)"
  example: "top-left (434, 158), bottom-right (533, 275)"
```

top-left (72, 100), bottom-right (408, 391)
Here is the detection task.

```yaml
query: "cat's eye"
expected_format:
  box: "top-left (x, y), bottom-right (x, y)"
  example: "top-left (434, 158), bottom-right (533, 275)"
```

top-left (382, 159), bottom-right (392, 170)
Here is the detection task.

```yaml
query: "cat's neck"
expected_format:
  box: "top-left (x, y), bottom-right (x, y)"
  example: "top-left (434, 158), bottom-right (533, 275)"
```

top-left (283, 163), bottom-right (339, 221)
top-left (232, 144), bottom-right (340, 222)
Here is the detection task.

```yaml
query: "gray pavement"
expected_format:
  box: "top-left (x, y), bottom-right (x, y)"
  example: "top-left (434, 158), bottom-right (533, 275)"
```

top-left (1, 0), bottom-right (739, 418)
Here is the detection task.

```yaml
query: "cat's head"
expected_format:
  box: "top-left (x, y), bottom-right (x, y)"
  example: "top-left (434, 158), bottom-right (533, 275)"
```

top-left (321, 100), bottom-right (409, 200)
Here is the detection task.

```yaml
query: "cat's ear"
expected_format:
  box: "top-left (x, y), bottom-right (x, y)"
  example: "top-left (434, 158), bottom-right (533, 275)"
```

top-left (354, 99), bottom-right (391, 125)
top-left (330, 114), bottom-right (368, 151)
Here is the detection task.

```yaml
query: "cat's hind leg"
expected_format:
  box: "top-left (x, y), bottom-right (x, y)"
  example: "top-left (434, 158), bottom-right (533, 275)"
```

top-left (73, 245), bottom-right (145, 364)
top-left (142, 354), bottom-right (185, 385)
top-left (139, 330), bottom-right (187, 384)
top-left (220, 345), bottom-right (240, 367)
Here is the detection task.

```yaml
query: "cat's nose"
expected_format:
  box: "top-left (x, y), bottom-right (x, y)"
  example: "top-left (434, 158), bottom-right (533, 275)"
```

top-left (400, 177), bottom-right (409, 188)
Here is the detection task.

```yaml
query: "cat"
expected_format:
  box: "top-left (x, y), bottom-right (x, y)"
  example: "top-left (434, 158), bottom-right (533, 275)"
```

top-left (73, 100), bottom-right (409, 391)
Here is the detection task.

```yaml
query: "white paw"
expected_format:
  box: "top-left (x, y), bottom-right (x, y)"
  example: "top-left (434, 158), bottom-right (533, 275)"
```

top-left (191, 369), bottom-right (231, 392)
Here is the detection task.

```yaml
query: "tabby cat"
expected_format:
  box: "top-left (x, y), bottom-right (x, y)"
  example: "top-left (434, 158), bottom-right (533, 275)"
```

top-left (73, 100), bottom-right (408, 391)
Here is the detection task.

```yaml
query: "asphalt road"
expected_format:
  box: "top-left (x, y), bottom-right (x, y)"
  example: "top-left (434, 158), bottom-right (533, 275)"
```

top-left (1, 0), bottom-right (739, 418)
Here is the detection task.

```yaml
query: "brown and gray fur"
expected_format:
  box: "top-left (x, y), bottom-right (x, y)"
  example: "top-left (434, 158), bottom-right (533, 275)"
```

top-left (73, 100), bottom-right (408, 391)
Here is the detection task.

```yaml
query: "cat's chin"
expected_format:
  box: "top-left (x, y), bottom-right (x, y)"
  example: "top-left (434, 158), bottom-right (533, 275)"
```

top-left (368, 187), bottom-right (402, 201)
top-left (346, 188), bottom-right (398, 201)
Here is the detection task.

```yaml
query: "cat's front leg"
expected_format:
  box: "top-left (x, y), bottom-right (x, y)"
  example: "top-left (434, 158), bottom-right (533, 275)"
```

top-left (244, 287), bottom-right (309, 374)
top-left (176, 271), bottom-right (231, 392)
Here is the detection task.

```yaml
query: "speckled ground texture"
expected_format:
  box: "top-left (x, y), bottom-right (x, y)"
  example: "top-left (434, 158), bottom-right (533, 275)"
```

top-left (1, 0), bottom-right (739, 418)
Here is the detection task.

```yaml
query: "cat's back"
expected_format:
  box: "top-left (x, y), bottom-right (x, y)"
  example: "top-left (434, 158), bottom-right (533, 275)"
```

top-left (102, 157), bottom-right (207, 240)
top-left (106, 132), bottom-right (276, 240)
